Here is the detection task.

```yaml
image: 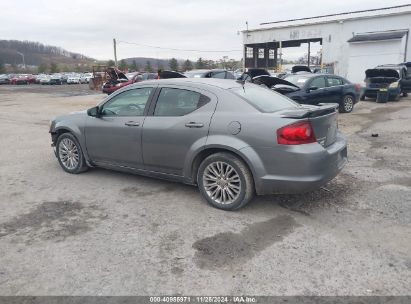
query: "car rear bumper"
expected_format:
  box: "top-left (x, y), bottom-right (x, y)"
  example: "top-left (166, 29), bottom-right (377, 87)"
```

top-left (363, 88), bottom-right (400, 98)
top-left (245, 133), bottom-right (347, 195)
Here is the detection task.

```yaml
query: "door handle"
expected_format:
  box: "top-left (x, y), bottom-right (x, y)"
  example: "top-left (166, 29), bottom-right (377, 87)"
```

top-left (125, 121), bottom-right (140, 127)
top-left (185, 122), bottom-right (204, 128)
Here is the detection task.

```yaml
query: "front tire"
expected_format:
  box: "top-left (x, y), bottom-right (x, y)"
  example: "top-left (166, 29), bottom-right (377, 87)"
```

top-left (56, 133), bottom-right (88, 174)
top-left (339, 94), bottom-right (355, 113)
top-left (197, 152), bottom-right (255, 211)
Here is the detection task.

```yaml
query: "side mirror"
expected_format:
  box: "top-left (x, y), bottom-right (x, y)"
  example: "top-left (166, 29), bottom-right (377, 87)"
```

top-left (87, 106), bottom-right (100, 118)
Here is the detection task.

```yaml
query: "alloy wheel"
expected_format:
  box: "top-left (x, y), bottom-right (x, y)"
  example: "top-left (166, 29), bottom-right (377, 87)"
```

top-left (344, 96), bottom-right (354, 112)
top-left (58, 138), bottom-right (79, 170)
top-left (202, 161), bottom-right (241, 205)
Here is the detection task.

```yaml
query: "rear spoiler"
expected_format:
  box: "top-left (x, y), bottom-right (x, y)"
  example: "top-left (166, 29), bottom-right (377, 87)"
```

top-left (279, 103), bottom-right (339, 119)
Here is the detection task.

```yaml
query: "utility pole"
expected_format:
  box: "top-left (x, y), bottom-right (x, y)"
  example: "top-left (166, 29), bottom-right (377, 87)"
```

top-left (307, 41), bottom-right (311, 67)
top-left (113, 38), bottom-right (118, 67)
top-left (16, 52), bottom-right (25, 70)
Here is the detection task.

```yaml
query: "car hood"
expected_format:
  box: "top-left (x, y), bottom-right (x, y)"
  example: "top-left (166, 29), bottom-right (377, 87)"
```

top-left (365, 69), bottom-right (400, 78)
top-left (245, 68), bottom-right (271, 78)
top-left (159, 70), bottom-right (186, 79)
top-left (107, 68), bottom-right (128, 80)
top-left (252, 75), bottom-right (300, 89)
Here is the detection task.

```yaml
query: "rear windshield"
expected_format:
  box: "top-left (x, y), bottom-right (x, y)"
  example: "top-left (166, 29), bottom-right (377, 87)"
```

top-left (230, 85), bottom-right (298, 113)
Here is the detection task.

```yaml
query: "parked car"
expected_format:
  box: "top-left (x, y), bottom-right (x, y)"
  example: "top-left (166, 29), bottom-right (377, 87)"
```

top-left (184, 69), bottom-right (235, 79)
top-left (102, 68), bottom-right (129, 94)
top-left (67, 74), bottom-right (81, 84)
top-left (10, 74), bottom-right (36, 85)
top-left (277, 74), bottom-right (360, 113)
top-left (49, 78), bottom-right (347, 211)
top-left (102, 69), bottom-right (143, 95)
top-left (40, 75), bottom-right (51, 85)
top-left (239, 70), bottom-right (359, 113)
top-left (361, 64), bottom-right (410, 101)
top-left (50, 74), bottom-right (63, 85)
top-left (80, 73), bottom-right (93, 84)
top-left (0, 74), bottom-right (10, 84)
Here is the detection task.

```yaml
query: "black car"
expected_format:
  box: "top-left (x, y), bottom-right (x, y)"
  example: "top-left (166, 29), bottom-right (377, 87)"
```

top-left (361, 65), bottom-right (410, 101)
top-left (276, 74), bottom-right (361, 113)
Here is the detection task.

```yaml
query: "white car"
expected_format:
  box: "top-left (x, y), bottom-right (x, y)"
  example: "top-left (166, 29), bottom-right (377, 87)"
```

top-left (40, 75), bottom-right (51, 85)
top-left (67, 75), bottom-right (81, 84)
top-left (80, 73), bottom-right (93, 84)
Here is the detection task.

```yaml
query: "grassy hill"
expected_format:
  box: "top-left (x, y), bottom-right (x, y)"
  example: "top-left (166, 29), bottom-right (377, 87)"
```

top-left (0, 40), bottom-right (97, 72)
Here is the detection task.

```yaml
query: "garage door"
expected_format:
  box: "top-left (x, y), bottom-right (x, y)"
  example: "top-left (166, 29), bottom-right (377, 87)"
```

top-left (347, 40), bottom-right (405, 84)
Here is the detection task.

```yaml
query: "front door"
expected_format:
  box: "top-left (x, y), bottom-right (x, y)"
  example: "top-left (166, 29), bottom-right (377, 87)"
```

top-left (142, 86), bottom-right (217, 176)
top-left (325, 76), bottom-right (344, 103)
top-left (305, 76), bottom-right (328, 105)
top-left (85, 87), bottom-right (155, 168)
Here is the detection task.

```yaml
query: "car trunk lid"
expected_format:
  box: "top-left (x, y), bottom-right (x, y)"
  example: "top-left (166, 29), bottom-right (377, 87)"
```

top-left (279, 103), bottom-right (338, 147)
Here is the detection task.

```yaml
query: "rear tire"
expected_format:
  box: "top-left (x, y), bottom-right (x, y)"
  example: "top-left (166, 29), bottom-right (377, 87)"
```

top-left (402, 92), bottom-right (408, 97)
top-left (56, 133), bottom-right (88, 174)
top-left (339, 94), bottom-right (354, 113)
top-left (360, 95), bottom-right (365, 101)
top-left (197, 152), bottom-right (255, 211)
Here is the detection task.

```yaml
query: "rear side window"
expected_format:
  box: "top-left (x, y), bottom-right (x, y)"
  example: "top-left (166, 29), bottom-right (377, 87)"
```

top-left (327, 77), bottom-right (343, 86)
top-left (154, 88), bottom-right (210, 116)
top-left (230, 85), bottom-right (298, 113)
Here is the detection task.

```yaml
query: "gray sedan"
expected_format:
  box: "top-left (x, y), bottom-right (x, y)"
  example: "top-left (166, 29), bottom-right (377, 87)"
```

top-left (49, 78), bottom-right (347, 210)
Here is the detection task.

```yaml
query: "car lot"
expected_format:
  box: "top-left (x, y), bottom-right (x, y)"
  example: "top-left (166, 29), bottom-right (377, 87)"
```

top-left (0, 84), bottom-right (410, 295)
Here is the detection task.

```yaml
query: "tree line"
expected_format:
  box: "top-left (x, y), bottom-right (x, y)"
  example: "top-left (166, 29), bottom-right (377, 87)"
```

top-left (108, 57), bottom-right (242, 72)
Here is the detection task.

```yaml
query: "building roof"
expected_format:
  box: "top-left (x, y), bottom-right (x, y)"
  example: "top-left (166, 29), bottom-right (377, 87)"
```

top-left (249, 4), bottom-right (411, 31)
top-left (347, 30), bottom-right (408, 43)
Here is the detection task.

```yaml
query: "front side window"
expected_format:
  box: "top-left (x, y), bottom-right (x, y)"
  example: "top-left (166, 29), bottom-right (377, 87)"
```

top-left (310, 77), bottom-right (326, 89)
top-left (154, 88), bottom-right (210, 116)
top-left (101, 87), bottom-right (153, 116)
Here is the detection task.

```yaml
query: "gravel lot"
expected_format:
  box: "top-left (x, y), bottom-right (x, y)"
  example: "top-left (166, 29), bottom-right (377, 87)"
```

top-left (0, 84), bottom-right (410, 296)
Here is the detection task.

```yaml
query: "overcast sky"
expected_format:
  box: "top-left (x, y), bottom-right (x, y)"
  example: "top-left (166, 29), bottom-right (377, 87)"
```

top-left (1, 0), bottom-right (409, 61)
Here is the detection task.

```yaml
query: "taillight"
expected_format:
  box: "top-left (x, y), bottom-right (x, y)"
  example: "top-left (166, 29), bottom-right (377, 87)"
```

top-left (277, 121), bottom-right (316, 145)
top-left (354, 84), bottom-right (361, 92)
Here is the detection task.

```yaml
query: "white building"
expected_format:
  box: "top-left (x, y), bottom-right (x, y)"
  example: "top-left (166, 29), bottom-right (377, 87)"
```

top-left (243, 4), bottom-right (411, 83)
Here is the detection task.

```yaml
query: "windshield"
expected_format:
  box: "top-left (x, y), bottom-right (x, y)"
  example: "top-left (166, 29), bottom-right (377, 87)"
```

top-left (230, 85), bottom-right (298, 113)
top-left (282, 75), bottom-right (310, 88)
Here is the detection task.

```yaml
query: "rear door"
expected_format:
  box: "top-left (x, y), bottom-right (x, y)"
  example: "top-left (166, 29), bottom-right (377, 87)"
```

top-left (85, 86), bottom-right (155, 168)
top-left (142, 86), bottom-right (217, 175)
top-left (400, 68), bottom-right (411, 93)
top-left (325, 76), bottom-right (344, 103)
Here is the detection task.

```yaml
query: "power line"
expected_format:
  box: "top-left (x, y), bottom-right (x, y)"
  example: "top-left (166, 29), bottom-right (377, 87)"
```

top-left (117, 40), bottom-right (242, 53)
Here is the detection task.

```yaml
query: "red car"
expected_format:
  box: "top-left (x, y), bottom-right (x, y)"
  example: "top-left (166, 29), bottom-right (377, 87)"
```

top-left (10, 74), bottom-right (36, 85)
top-left (102, 68), bottom-right (134, 95)
top-left (102, 68), bottom-right (161, 95)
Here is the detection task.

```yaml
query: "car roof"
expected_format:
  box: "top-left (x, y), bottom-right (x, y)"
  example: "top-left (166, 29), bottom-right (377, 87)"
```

top-left (376, 64), bottom-right (405, 69)
top-left (284, 73), bottom-right (337, 79)
top-left (129, 78), bottom-right (242, 90)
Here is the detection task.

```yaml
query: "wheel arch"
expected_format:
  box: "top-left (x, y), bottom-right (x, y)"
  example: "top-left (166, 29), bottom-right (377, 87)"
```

top-left (188, 145), bottom-right (262, 190)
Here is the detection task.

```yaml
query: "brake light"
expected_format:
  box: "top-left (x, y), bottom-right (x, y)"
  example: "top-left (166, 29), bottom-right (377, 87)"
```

top-left (277, 121), bottom-right (316, 145)
top-left (354, 84), bottom-right (361, 92)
